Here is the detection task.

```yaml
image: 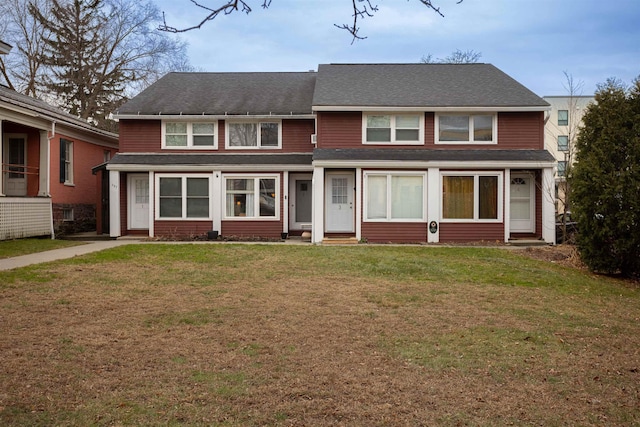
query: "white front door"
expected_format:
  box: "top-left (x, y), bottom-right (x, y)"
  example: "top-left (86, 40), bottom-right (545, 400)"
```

top-left (3, 135), bottom-right (27, 196)
top-left (325, 173), bottom-right (354, 232)
top-left (289, 173), bottom-right (313, 230)
top-left (129, 174), bottom-right (149, 229)
top-left (510, 173), bottom-right (535, 233)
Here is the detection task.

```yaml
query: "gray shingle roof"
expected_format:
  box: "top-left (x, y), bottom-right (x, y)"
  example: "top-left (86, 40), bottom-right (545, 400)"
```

top-left (108, 152), bottom-right (313, 166)
top-left (312, 63), bottom-right (549, 108)
top-left (116, 72), bottom-right (317, 116)
top-left (313, 148), bottom-right (556, 163)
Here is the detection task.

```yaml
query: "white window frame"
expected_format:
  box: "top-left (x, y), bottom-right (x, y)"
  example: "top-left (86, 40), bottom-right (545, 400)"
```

top-left (155, 174), bottom-right (213, 220)
top-left (440, 171), bottom-right (503, 223)
top-left (435, 113), bottom-right (497, 145)
top-left (363, 171), bottom-right (427, 222)
top-left (225, 120), bottom-right (282, 149)
top-left (161, 121), bottom-right (218, 149)
top-left (557, 135), bottom-right (569, 152)
top-left (223, 173), bottom-right (280, 220)
top-left (362, 113), bottom-right (424, 145)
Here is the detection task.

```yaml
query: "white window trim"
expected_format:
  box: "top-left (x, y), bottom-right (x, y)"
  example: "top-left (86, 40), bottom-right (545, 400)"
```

top-left (362, 113), bottom-right (424, 145)
top-left (155, 174), bottom-right (213, 220)
top-left (363, 171), bottom-right (427, 222)
top-left (225, 120), bottom-right (282, 150)
top-left (223, 173), bottom-right (280, 220)
top-left (161, 121), bottom-right (218, 150)
top-left (440, 171), bottom-right (504, 222)
top-left (435, 113), bottom-right (497, 145)
top-left (63, 139), bottom-right (74, 185)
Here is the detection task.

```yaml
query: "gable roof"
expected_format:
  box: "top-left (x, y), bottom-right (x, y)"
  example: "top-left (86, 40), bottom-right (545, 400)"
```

top-left (0, 85), bottom-right (118, 143)
top-left (116, 72), bottom-right (317, 117)
top-left (312, 63), bottom-right (549, 110)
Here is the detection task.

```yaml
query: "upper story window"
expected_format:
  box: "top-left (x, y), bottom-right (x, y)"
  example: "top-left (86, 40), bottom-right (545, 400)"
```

top-left (557, 161), bottom-right (567, 177)
top-left (162, 122), bottom-right (217, 149)
top-left (226, 121), bottom-right (281, 149)
top-left (363, 114), bottom-right (424, 145)
top-left (557, 135), bottom-right (569, 152)
top-left (436, 114), bottom-right (496, 144)
top-left (557, 110), bottom-right (568, 126)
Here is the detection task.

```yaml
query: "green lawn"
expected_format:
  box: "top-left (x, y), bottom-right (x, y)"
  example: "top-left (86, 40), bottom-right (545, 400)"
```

top-left (0, 238), bottom-right (84, 259)
top-left (0, 244), bottom-right (638, 426)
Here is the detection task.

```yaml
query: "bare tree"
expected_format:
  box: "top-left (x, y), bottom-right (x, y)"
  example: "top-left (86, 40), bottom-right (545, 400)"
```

top-left (421, 48), bottom-right (481, 64)
top-left (159, 0), bottom-right (463, 43)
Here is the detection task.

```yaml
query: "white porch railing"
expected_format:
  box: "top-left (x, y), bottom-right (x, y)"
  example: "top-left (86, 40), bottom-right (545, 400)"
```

top-left (0, 197), bottom-right (53, 240)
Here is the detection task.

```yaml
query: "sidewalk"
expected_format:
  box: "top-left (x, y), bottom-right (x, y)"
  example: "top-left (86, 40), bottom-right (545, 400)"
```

top-left (0, 240), bottom-right (140, 271)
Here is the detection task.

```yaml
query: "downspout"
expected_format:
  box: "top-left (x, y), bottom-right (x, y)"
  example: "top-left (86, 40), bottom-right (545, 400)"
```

top-left (45, 121), bottom-right (55, 238)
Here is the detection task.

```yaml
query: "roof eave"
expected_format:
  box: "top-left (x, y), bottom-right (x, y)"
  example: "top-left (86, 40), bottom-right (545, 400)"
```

top-left (312, 105), bottom-right (551, 112)
top-left (114, 113), bottom-right (316, 121)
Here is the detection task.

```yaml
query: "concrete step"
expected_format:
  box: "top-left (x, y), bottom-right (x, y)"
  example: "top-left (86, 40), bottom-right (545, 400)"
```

top-left (322, 237), bottom-right (359, 245)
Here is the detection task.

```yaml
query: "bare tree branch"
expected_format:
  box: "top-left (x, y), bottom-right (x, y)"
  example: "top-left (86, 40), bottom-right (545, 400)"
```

top-left (159, 0), bottom-right (461, 41)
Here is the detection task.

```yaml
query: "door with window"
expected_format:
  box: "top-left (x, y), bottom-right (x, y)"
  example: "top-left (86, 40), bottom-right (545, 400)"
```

top-left (289, 173), bottom-right (312, 230)
top-left (129, 174), bottom-right (149, 229)
top-left (325, 173), bottom-right (354, 232)
top-left (3, 135), bottom-right (27, 196)
top-left (510, 173), bottom-right (535, 233)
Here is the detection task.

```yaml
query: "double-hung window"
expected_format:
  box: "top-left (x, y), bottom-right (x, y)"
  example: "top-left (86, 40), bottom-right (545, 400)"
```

top-left (60, 138), bottom-right (73, 184)
top-left (226, 121), bottom-right (281, 148)
top-left (557, 110), bottom-right (568, 126)
top-left (364, 172), bottom-right (425, 221)
top-left (557, 161), bottom-right (567, 177)
top-left (441, 173), bottom-right (502, 221)
top-left (163, 122), bottom-right (217, 149)
top-left (436, 114), bottom-right (496, 144)
top-left (224, 175), bottom-right (279, 218)
top-left (557, 135), bottom-right (569, 151)
top-left (157, 175), bottom-right (211, 219)
top-left (363, 114), bottom-right (423, 144)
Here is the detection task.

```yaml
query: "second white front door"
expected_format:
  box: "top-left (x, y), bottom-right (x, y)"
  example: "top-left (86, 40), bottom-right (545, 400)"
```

top-left (510, 173), bottom-right (535, 233)
top-left (129, 174), bottom-right (149, 229)
top-left (325, 173), bottom-right (354, 232)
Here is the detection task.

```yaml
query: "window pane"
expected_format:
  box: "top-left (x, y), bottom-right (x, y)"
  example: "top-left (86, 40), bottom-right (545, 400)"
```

top-left (166, 135), bottom-right (187, 146)
top-left (226, 178), bottom-right (254, 192)
top-left (558, 161), bottom-right (567, 177)
top-left (439, 116), bottom-right (469, 141)
top-left (228, 194), bottom-right (248, 216)
top-left (558, 110), bottom-right (568, 125)
top-left (367, 128), bottom-right (391, 142)
top-left (193, 135), bottom-right (214, 146)
top-left (391, 176), bottom-right (423, 219)
top-left (396, 129), bottom-right (420, 141)
top-left (478, 176), bottom-right (498, 219)
top-left (396, 115), bottom-right (420, 128)
top-left (229, 123), bottom-right (257, 146)
top-left (259, 179), bottom-right (276, 216)
top-left (159, 178), bottom-right (181, 196)
top-left (166, 122), bottom-right (187, 134)
top-left (187, 198), bottom-right (209, 218)
top-left (443, 176), bottom-right (473, 219)
top-left (367, 115), bottom-right (390, 128)
top-left (260, 123), bottom-right (279, 147)
top-left (366, 176), bottom-right (387, 219)
top-left (557, 135), bottom-right (569, 151)
top-left (473, 115), bottom-right (493, 141)
top-left (160, 198), bottom-right (181, 217)
top-left (192, 123), bottom-right (214, 134)
top-left (187, 178), bottom-right (209, 197)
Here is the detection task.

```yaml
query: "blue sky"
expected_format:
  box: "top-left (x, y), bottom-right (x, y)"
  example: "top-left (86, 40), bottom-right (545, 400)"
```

top-left (155, 0), bottom-right (640, 96)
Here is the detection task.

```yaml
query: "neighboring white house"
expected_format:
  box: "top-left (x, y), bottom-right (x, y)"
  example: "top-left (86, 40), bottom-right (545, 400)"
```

top-left (543, 95), bottom-right (594, 213)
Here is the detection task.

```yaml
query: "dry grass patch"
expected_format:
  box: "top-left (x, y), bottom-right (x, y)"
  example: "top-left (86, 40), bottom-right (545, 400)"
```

top-left (0, 244), bottom-right (639, 426)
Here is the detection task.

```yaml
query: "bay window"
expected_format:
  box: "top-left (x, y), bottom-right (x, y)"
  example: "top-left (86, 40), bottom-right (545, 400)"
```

top-left (364, 114), bottom-right (423, 144)
top-left (365, 172), bottom-right (425, 221)
top-left (225, 175), bottom-right (279, 218)
top-left (441, 173), bottom-right (501, 221)
top-left (157, 175), bottom-right (211, 219)
top-left (436, 114), bottom-right (496, 144)
top-left (227, 121), bottom-right (281, 148)
top-left (163, 122), bottom-right (217, 149)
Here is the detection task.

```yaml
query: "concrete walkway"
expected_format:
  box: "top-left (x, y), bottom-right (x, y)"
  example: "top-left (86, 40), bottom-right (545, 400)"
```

top-left (0, 240), bottom-right (140, 271)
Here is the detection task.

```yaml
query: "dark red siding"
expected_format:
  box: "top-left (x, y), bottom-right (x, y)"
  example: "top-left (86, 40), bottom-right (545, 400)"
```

top-left (439, 223), bottom-right (504, 243)
top-left (497, 112), bottom-right (544, 149)
top-left (362, 223), bottom-right (428, 243)
top-left (154, 220), bottom-right (212, 238)
top-left (119, 120), bottom-right (161, 152)
top-left (281, 119), bottom-right (315, 152)
top-left (317, 112), bottom-right (362, 148)
top-left (221, 221), bottom-right (283, 238)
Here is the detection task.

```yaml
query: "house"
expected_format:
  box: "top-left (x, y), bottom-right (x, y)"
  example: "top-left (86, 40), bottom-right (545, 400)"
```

top-left (105, 63), bottom-right (556, 244)
top-left (0, 76), bottom-right (118, 240)
top-left (542, 95), bottom-right (593, 214)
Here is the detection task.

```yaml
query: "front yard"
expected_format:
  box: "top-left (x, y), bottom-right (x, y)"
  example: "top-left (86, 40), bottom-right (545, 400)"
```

top-left (0, 244), bottom-right (638, 426)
